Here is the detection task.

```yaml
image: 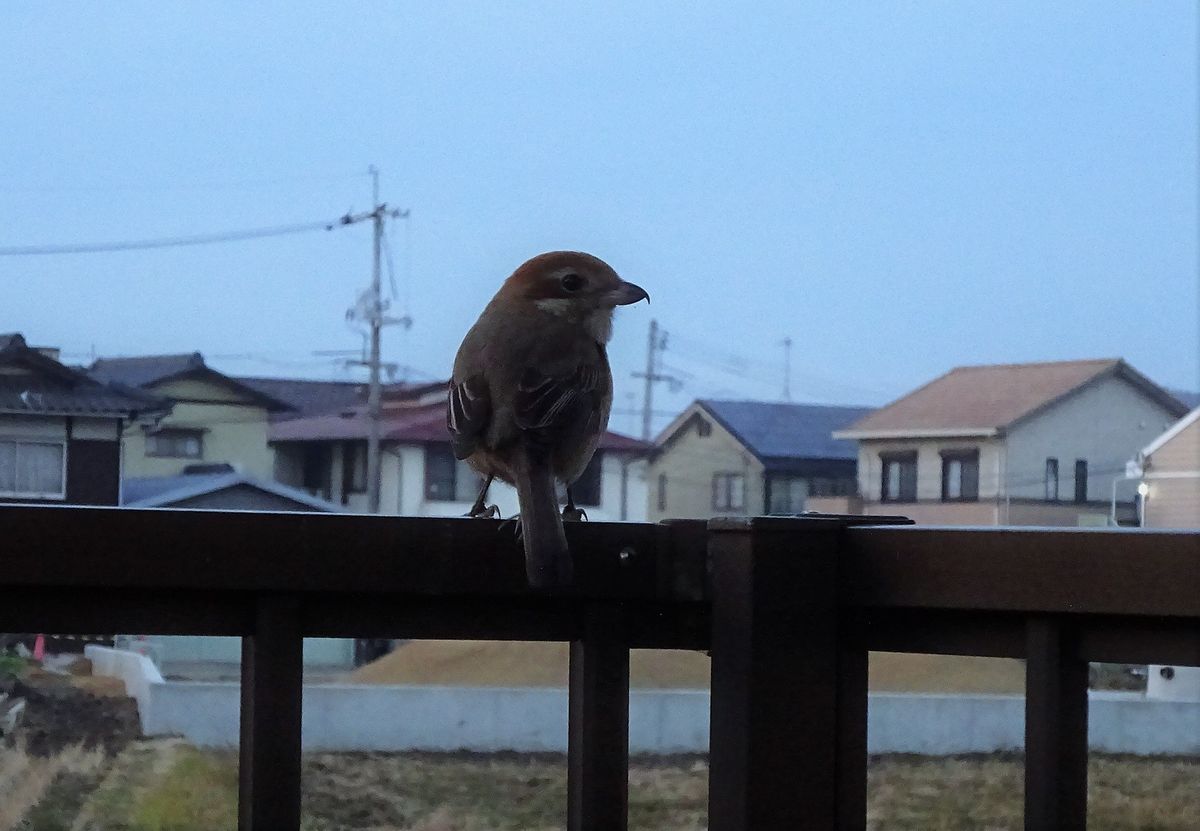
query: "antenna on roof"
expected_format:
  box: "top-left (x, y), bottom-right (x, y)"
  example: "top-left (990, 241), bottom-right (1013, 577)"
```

top-left (780, 337), bottom-right (793, 402)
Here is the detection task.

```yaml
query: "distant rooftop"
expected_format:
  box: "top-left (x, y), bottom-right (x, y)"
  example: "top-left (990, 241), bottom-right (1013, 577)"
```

top-left (88, 352), bottom-right (291, 411)
top-left (694, 399), bottom-right (873, 462)
top-left (839, 359), bottom-right (1189, 437)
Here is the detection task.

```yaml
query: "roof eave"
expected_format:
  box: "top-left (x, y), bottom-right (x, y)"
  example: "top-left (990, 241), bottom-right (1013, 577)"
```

top-left (832, 427), bottom-right (1000, 440)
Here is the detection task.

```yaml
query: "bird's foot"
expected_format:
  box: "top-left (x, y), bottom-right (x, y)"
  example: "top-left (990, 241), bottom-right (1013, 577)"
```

top-left (499, 514), bottom-right (523, 540)
top-left (561, 505), bottom-right (588, 522)
top-left (463, 503), bottom-right (500, 519)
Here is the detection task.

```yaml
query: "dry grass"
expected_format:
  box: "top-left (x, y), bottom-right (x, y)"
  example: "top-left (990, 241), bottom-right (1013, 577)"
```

top-left (0, 743), bottom-right (105, 829)
top-left (349, 643), bottom-right (1027, 695)
top-left (1, 742), bottom-right (1195, 830)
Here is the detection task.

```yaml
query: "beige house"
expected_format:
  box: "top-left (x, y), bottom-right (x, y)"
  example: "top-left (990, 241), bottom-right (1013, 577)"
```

top-left (647, 400), bottom-right (870, 522)
top-left (1136, 406), bottom-right (1200, 528)
top-left (88, 353), bottom-right (291, 480)
top-left (832, 359), bottom-right (1190, 526)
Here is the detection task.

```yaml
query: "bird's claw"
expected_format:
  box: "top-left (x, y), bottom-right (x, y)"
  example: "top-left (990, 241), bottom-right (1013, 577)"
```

top-left (561, 506), bottom-right (588, 522)
top-left (463, 503), bottom-right (500, 519)
top-left (499, 514), bottom-right (523, 540)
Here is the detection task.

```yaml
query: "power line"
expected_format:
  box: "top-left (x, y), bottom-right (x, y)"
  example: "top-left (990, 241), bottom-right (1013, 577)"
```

top-left (0, 216), bottom-right (356, 257)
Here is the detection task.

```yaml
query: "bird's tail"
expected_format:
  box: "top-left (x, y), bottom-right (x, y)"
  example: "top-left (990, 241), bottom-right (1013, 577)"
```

top-left (515, 450), bottom-right (572, 588)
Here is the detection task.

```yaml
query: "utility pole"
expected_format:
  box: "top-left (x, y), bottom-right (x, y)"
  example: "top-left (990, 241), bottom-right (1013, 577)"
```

top-left (340, 165), bottom-right (411, 513)
top-left (781, 337), bottom-right (793, 401)
top-left (632, 319), bottom-right (679, 442)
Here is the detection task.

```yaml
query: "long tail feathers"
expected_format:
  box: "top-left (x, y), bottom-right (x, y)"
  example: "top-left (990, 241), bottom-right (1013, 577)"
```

top-left (515, 452), bottom-right (572, 588)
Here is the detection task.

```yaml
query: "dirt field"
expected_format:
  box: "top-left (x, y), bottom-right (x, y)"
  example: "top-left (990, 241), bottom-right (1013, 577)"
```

top-left (2, 742), bottom-right (1197, 830)
top-left (349, 641), bottom-right (1027, 694)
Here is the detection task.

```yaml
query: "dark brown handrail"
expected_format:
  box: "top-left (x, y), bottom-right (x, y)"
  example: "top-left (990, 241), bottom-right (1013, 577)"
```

top-left (0, 504), bottom-right (1196, 830)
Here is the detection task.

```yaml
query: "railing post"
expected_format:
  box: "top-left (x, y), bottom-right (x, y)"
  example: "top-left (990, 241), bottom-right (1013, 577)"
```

top-left (239, 595), bottom-right (304, 831)
top-left (567, 602), bottom-right (630, 831)
top-left (708, 517), bottom-right (843, 830)
top-left (1025, 616), bottom-right (1088, 831)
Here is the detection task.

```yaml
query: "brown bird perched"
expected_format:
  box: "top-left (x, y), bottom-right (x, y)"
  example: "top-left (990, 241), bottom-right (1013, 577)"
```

top-left (448, 251), bottom-right (649, 588)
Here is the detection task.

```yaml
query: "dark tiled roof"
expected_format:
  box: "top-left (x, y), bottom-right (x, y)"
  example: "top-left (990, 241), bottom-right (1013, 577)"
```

top-left (88, 353), bottom-right (291, 411)
top-left (88, 353), bottom-right (205, 388)
top-left (698, 400), bottom-right (873, 462)
top-left (270, 399), bottom-right (650, 452)
top-left (0, 334), bottom-right (166, 418)
top-left (236, 377), bottom-right (366, 419)
top-left (122, 472), bottom-right (340, 511)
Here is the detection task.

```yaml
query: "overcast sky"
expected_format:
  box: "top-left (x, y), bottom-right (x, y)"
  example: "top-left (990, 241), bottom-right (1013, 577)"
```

top-left (3, 2), bottom-right (1196, 436)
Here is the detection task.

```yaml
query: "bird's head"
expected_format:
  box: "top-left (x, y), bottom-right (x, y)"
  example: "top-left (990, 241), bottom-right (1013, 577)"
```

top-left (500, 251), bottom-right (649, 318)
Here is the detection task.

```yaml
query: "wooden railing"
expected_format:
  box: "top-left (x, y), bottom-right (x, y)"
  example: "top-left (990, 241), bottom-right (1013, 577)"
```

top-left (1, 505), bottom-right (1196, 830)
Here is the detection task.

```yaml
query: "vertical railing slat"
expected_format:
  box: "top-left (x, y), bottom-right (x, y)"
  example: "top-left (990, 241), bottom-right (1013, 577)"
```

top-left (708, 518), bottom-right (841, 830)
top-left (239, 595), bottom-right (304, 831)
top-left (836, 639), bottom-right (870, 831)
top-left (567, 603), bottom-right (630, 831)
top-left (1025, 616), bottom-right (1089, 830)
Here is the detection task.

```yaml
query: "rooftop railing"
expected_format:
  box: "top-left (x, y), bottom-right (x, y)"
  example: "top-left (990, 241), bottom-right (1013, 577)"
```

top-left (1, 504), bottom-right (1196, 829)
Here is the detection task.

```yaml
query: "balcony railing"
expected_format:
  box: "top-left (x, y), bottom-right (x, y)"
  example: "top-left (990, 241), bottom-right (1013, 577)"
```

top-left (1, 504), bottom-right (1197, 830)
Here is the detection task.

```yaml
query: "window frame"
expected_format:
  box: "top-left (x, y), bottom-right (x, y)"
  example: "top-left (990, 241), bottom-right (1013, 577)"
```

top-left (423, 443), bottom-right (482, 503)
top-left (940, 448), bottom-right (980, 503)
top-left (1045, 457), bottom-right (1059, 502)
top-left (657, 472), bottom-right (667, 511)
top-left (343, 441), bottom-right (368, 494)
top-left (711, 471), bottom-right (746, 511)
top-left (1074, 459), bottom-right (1088, 503)
top-left (0, 437), bottom-right (67, 500)
top-left (145, 427), bottom-right (204, 459)
top-left (880, 451), bottom-right (918, 503)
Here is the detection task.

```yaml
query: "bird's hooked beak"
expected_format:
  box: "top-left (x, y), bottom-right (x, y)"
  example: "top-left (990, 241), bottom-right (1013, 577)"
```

top-left (608, 280), bottom-right (650, 306)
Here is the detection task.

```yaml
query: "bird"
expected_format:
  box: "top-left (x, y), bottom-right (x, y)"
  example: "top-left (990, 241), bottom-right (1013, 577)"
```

top-left (447, 251), bottom-right (649, 588)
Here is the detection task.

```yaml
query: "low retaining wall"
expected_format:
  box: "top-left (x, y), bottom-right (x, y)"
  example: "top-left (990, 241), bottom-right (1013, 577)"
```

top-left (86, 647), bottom-right (1200, 755)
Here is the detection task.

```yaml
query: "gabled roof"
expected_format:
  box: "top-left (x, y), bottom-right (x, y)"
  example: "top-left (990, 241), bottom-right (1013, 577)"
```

top-left (122, 471), bottom-right (341, 512)
top-left (89, 353), bottom-right (291, 412)
top-left (269, 395), bottom-right (650, 453)
top-left (701, 400), bottom-right (872, 462)
top-left (836, 359), bottom-right (1189, 439)
top-left (1141, 405), bottom-right (1200, 461)
top-left (0, 333), bottom-right (168, 419)
top-left (235, 377), bottom-right (366, 419)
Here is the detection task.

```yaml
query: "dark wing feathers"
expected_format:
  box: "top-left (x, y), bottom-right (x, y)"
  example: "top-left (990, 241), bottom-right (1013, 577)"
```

top-left (446, 375), bottom-right (491, 460)
top-left (514, 365), bottom-right (600, 431)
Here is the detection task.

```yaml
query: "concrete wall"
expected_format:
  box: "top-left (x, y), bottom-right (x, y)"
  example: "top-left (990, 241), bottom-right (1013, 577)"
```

top-left (89, 648), bottom-right (1200, 755)
top-left (1005, 375), bottom-right (1179, 503)
top-left (647, 406), bottom-right (764, 521)
top-left (147, 636), bottom-right (354, 667)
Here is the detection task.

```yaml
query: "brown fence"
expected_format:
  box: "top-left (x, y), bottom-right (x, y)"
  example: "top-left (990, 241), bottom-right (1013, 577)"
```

top-left (1, 505), bottom-right (1197, 830)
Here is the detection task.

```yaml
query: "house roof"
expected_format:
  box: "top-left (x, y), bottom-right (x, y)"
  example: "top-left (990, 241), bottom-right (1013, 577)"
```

top-left (0, 333), bottom-right (167, 419)
top-left (235, 377), bottom-right (367, 419)
top-left (88, 353), bottom-right (292, 411)
top-left (836, 359), bottom-right (1189, 439)
top-left (122, 470), bottom-right (341, 511)
top-left (668, 399), bottom-right (872, 464)
top-left (269, 397), bottom-right (650, 453)
top-left (1141, 405), bottom-right (1200, 461)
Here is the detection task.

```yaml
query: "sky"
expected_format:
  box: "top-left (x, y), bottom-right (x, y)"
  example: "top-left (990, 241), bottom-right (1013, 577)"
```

top-left (2, 2), bottom-right (1197, 437)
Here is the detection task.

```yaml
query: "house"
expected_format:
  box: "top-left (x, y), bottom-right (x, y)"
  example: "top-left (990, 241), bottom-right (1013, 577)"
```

top-left (1134, 406), bottom-right (1200, 529)
top-left (123, 464), bottom-right (343, 513)
top-left (88, 352), bottom-right (293, 480)
top-left (270, 383), bottom-right (651, 520)
top-left (646, 400), bottom-right (872, 522)
top-left (0, 333), bottom-right (166, 505)
top-left (832, 359), bottom-right (1190, 526)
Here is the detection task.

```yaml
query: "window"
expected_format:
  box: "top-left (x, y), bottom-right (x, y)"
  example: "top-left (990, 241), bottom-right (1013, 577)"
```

top-left (0, 439), bottom-right (65, 499)
top-left (696, 418), bottom-right (712, 437)
top-left (712, 472), bottom-right (745, 511)
top-left (880, 451), bottom-right (917, 502)
top-left (1045, 458), bottom-right (1059, 501)
top-left (570, 452), bottom-right (602, 507)
top-left (145, 428), bottom-right (202, 458)
top-left (343, 441), bottom-right (367, 493)
top-left (940, 449), bottom-right (979, 502)
top-left (1074, 459), bottom-right (1088, 503)
top-left (768, 476), bottom-right (808, 514)
top-left (657, 473), bottom-right (667, 511)
top-left (424, 444), bottom-right (481, 502)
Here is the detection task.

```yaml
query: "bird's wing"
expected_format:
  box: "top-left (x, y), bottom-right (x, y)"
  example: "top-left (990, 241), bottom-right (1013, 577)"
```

top-left (513, 364), bottom-right (601, 432)
top-left (446, 374), bottom-right (491, 460)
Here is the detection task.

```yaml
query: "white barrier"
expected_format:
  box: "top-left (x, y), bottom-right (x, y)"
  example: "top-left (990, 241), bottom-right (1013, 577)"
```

top-left (87, 648), bottom-right (1200, 755)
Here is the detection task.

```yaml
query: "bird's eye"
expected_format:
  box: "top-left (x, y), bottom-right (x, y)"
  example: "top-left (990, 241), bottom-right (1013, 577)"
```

top-left (560, 273), bottom-right (584, 292)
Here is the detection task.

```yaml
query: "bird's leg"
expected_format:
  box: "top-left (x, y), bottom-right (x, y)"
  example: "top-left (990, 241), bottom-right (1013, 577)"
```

top-left (562, 487), bottom-right (588, 522)
top-left (499, 513), bottom-right (523, 539)
top-left (464, 474), bottom-right (499, 518)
